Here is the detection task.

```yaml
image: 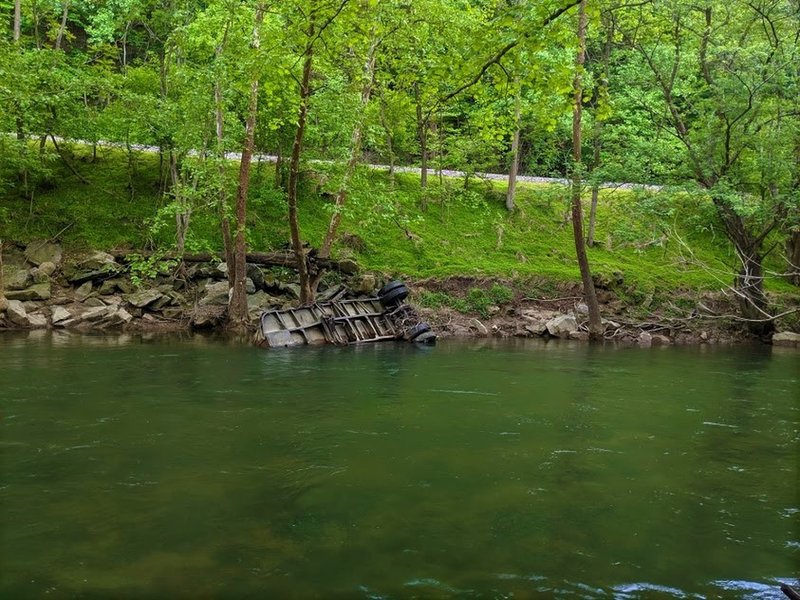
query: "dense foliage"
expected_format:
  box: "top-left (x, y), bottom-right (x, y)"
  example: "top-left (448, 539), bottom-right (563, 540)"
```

top-left (1, 0), bottom-right (798, 326)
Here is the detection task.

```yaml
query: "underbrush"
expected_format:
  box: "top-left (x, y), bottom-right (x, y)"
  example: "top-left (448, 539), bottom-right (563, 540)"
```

top-left (2, 142), bottom-right (793, 302)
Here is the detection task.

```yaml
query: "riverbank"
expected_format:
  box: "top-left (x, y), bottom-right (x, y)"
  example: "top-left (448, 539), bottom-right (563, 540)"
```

top-left (2, 240), bottom-right (798, 347)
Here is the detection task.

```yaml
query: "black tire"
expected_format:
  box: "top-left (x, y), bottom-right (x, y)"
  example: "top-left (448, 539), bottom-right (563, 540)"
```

top-left (378, 280), bottom-right (405, 298)
top-left (412, 331), bottom-right (437, 345)
top-left (406, 322), bottom-right (431, 340)
top-left (379, 285), bottom-right (408, 307)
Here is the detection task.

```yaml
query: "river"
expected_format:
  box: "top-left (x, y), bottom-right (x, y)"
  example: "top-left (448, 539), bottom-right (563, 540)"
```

top-left (1, 332), bottom-right (797, 598)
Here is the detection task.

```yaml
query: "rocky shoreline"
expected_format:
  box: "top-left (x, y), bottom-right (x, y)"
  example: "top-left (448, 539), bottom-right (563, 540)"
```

top-left (2, 241), bottom-right (799, 348)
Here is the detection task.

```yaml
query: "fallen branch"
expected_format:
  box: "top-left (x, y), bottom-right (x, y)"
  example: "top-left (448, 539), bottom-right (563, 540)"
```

top-left (110, 249), bottom-right (351, 273)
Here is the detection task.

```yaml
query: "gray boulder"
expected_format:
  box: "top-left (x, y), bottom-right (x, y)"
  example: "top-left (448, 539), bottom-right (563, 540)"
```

top-left (5, 283), bottom-right (51, 301)
top-left (277, 282), bottom-right (301, 300)
top-left (0, 295), bottom-right (8, 313)
top-left (247, 290), bottom-right (282, 316)
top-left (38, 261), bottom-right (57, 277)
top-left (5, 268), bottom-right (31, 291)
top-left (546, 314), bottom-right (578, 338)
top-left (67, 252), bottom-right (122, 284)
top-left (98, 279), bottom-right (120, 295)
top-left (773, 331), bottom-right (800, 347)
top-left (6, 300), bottom-right (29, 326)
top-left (27, 313), bottom-right (48, 328)
top-left (74, 281), bottom-right (93, 301)
top-left (51, 306), bottom-right (72, 325)
top-left (520, 309), bottom-right (559, 336)
top-left (105, 307), bottom-right (133, 326)
top-left (638, 331), bottom-right (653, 347)
top-left (200, 281), bottom-right (231, 306)
top-left (337, 258), bottom-right (359, 274)
top-left (352, 274), bottom-right (377, 295)
top-left (30, 267), bottom-right (50, 284)
top-left (246, 264), bottom-right (265, 289)
top-left (81, 306), bottom-right (115, 323)
top-left (24, 241), bottom-right (63, 266)
top-left (125, 288), bottom-right (165, 309)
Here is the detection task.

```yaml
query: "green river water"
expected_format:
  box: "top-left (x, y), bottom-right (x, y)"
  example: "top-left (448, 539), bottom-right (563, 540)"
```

top-left (1, 332), bottom-right (798, 598)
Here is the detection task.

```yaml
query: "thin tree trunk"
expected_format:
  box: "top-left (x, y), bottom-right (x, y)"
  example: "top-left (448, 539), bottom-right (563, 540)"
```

top-left (415, 83), bottom-right (428, 198)
top-left (13, 0), bottom-right (21, 41)
top-left (170, 154), bottom-right (190, 259)
top-left (587, 127), bottom-right (600, 247)
top-left (587, 16), bottom-right (612, 247)
top-left (571, 0), bottom-right (603, 340)
top-left (214, 28), bottom-right (234, 287)
top-left (287, 28), bottom-right (316, 306)
top-left (229, 3), bottom-right (265, 328)
top-left (378, 93), bottom-right (396, 185)
top-left (506, 86), bottom-right (521, 211)
top-left (787, 230), bottom-right (800, 286)
top-left (54, 1), bottom-right (70, 50)
top-left (318, 35), bottom-right (378, 262)
top-left (274, 146), bottom-right (284, 188)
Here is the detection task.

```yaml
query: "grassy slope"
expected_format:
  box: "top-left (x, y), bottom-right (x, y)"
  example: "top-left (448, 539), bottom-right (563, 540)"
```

top-left (1, 143), bottom-right (794, 305)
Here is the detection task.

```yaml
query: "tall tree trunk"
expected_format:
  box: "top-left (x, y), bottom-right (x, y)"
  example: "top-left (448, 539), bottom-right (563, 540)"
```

top-left (287, 29), bottom-right (316, 306)
top-left (54, 1), bottom-right (70, 50)
top-left (571, 0), bottom-right (603, 340)
top-left (214, 27), bottom-right (234, 287)
top-left (506, 86), bottom-right (521, 211)
top-left (229, 3), bottom-right (265, 329)
top-left (13, 0), bottom-right (21, 41)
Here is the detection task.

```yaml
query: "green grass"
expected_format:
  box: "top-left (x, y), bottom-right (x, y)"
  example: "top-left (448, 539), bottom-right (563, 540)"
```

top-left (1, 142), bottom-right (794, 301)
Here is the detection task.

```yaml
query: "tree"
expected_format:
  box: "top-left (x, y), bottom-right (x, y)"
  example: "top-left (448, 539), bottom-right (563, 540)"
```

top-left (229, 2), bottom-right (265, 329)
top-left (570, 0), bottom-right (603, 340)
top-left (619, 0), bottom-right (800, 334)
top-left (285, 0), bottom-right (350, 305)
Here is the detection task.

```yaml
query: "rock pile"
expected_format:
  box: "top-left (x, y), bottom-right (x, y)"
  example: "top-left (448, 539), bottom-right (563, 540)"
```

top-left (1, 242), bottom-right (373, 332)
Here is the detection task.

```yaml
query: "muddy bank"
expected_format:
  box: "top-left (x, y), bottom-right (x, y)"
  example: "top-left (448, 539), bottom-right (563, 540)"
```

top-left (1, 241), bottom-right (798, 348)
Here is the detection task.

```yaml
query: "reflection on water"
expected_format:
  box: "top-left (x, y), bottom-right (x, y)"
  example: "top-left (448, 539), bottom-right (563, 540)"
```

top-left (1, 333), bottom-right (798, 598)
